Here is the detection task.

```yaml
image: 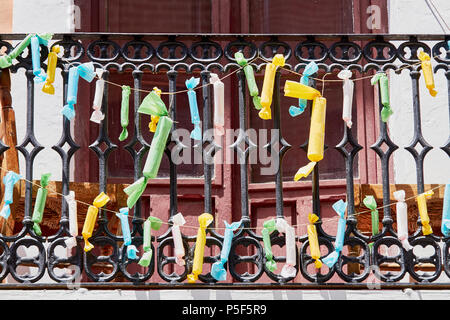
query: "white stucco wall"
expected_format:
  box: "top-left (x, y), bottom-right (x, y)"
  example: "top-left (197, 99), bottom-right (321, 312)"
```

top-left (388, 0), bottom-right (450, 184)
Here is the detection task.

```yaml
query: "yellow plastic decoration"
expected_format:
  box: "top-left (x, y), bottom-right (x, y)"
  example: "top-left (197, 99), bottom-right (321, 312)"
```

top-left (187, 213), bottom-right (214, 283)
top-left (81, 192), bottom-right (110, 252)
top-left (42, 45), bottom-right (62, 95)
top-left (284, 81), bottom-right (321, 100)
top-left (259, 54), bottom-right (285, 120)
top-left (294, 161), bottom-right (316, 181)
top-left (418, 51), bottom-right (437, 97)
top-left (149, 87), bottom-right (161, 132)
top-left (417, 190), bottom-right (434, 235)
top-left (307, 213), bottom-right (322, 269)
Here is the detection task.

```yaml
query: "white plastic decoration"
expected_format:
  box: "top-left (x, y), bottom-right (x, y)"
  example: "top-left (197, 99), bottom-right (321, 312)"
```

top-left (210, 73), bottom-right (225, 136)
top-left (64, 191), bottom-right (78, 249)
top-left (337, 69), bottom-right (354, 128)
top-left (90, 68), bottom-right (105, 123)
top-left (171, 212), bottom-right (186, 266)
top-left (275, 218), bottom-right (296, 278)
top-left (393, 190), bottom-right (412, 251)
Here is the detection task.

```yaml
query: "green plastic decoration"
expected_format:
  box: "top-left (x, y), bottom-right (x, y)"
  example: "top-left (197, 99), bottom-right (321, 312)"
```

top-left (235, 52), bottom-right (262, 110)
top-left (138, 216), bottom-right (163, 267)
top-left (363, 195), bottom-right (380, 248)
top-left (262, 219), bottom-right (277, 272)
top-left (31, 173), bottom-right (52, 236)
top-left (371, 73), bottom-right (393, 122)
top-left (0, 34), bottom-right (33, 69)
top-left (119, 85), bottom-right (131, 141)
top-left (123, 116), bottom-right (173, 208)
top-left (137, 91), bottom-right (169, 117)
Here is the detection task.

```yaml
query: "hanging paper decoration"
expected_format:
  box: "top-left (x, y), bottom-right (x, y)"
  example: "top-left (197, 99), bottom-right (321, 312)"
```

top-left (363, 195), bottom-right (380, 238)
top-left (185, 77), bottom-right (202, 140)
top-left (0, 33), bottom-right (33, 69)
top-left (417, 190), bottom-right (434, 235)
top-left (31, 173), bottom-right (51, 236)
top-left (259, 54), bottom-right (285, 120)
top-left (393, 190), bottom-right (412, 251)
top-left (261, 218), bottom-right (277, 272)
top-left (211, 220), bottom-right (241, 281)
top-left (116, 207), bottom-right (138, 260)
top-left (210, 73), bottom-right (225, 136)
top-left (418, 51), bottom-right (437, 97)
top-left (81, 192), bottom-right (110, 252)
top-left (323, 200), bottom-right (347, 268)
top-left (284, 81), bottom-right (326, 181)
top-left (371, 72), bottom-right (393, 122)
top-left (138, 87), bottom-right (169, 117)
top-left (149, 87), bottom-right (162, 133)
top-left (307, 213), bottom-right (322, 269)
top-left (90, 69), bottom-right (105, 123)
top-left (337, 69), bottom-right (354, 128)
top-left (441, 184), bottom-right (450, 237)
top-left (119, 85), bottom-right (131, 141)
top-left (187, 213), bottom-right (214, 283)
top-left (31, 33), bottom-right (54, 83)
top-left (234, 52), bottom-right (262, 110)
top-left (64, 191), bottom-right (78, 249)
top-left (0, 171), bottom-right (21, 220)
top-left (124, 116), bottom-right (173, 208)
top-left (138, 216), bottom-right (163, 267)
top-left (42, 45), bottom-right (63, 95)
top-left (275, 218), bottom-right (297, 278)
top-left (171, 212), bottom-right (186, 266)
top-left (289, 61), bottom-right (318, 117)
top-left (62, 62), bottom-right (95, 120)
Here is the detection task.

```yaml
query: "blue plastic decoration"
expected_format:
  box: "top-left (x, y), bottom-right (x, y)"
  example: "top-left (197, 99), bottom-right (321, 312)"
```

top-left (441, 184), bottom-right (450, 237)
top-left (211, 220), bottom-right (241, 281)
top-left (30, 35), bottom-right (48, 83)
top-left (289, 61), bottom-right (318, 117)
top-left (0, 171), bottom-right (21, 220)
top-left (116, 207), bottom-right (138, 259)
top-left (185, 77), bottom-right (202, 140)
top-left (62, 62), bottom-right (96, 120)
top-left (323, 199), bottom-right (347, 268)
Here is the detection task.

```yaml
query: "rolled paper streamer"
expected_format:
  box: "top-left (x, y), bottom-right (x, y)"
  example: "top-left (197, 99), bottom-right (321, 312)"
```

top-left (393, 190), bottom-right (412, 251)
top-left (138, 216), bottom-right (163, 267)
top-left (261, 219), bottom-right (277, 272)
top-left (30, 35), bottom-right (48, 83)
top-left (276, 218), bottom-right (297, 278)
top-left (148, 88), bottom-right (162, 133)
top-left (0, 34), bottom-right (33, 68)
top-left (211, 220), bottom-right (242, 281)
top-left (307, 213), bottom-right (322, 269)
top-left (284, 80), bottom-right (321, 100)
top-left (119, 85), bottom-right (131, 141)
top-left (31, 173), bottom-right (51, 236)
top-left (363, 196), bottom-right (380, 237)
top-left (337, 69), bottom-right (354, 128)
top-left (137, 89), bottom-right (168, 117)
top-left (323, 200), bottom-right (347, 268)
top-left (289, 61), bottom-right (319, 117)
top-left (77, 62), bottom-right (95, 83)
top-left (371, 72), bottom-right (393, 122)
top-left (116, 207), bottom-right (138, 259)
top-left (171, 212), bottom-right (186, 266)
top-left (42, 45), bottom-right (63, 95)
top-left (441, 184), bottom-right (450, 237)
top-left (187, 213), bottom-right (214, 283)
top-left (259, 54), bottom-right (285, 120)
top-left (293, 96), bottom-right (327, 181)
top-left (81, 192), bottom-right (110, 252)
top-left (234, 52), bottom-right (262, 110)
top-left (186, 77), bottom-right (202, 140)
top-left (124, 116), bottom-right (173, 208)
top-left (62, 66), bottom-right (79, 120)
top-left (417, 190), bottom-right (434, 235)
top-left (90, 69), bottom-right (105, 123)
top-left (64, 191), bottom-right (78, 249)
top-left (0, 171), bottom-right (21, 220)
top-left (210, 73), bottom-right (225, 136)
top-left (418, 51), bottom-right (437, 97)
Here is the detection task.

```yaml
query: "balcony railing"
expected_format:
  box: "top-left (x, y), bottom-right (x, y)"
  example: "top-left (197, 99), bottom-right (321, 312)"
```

top-left (0, 33), bottom-right (448, 289)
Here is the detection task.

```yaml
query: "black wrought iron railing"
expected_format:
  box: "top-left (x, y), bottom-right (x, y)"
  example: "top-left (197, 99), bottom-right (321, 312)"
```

top-left (0, 33), bottom-right (448, 289)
